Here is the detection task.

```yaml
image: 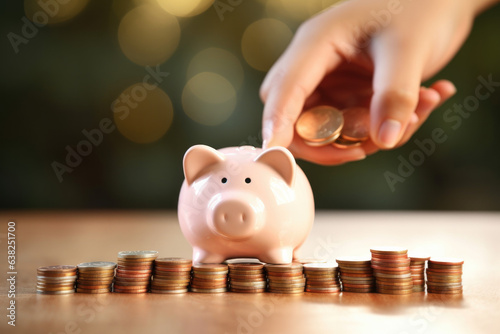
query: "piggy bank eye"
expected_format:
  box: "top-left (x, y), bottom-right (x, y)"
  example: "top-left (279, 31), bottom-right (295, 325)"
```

top-left (245, 177), bottom-right (251, 184)
top-left (221, 177), bottom-right (228, 184)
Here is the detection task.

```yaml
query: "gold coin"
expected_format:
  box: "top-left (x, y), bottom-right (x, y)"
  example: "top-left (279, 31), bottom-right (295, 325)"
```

top-left (151, 289), bottom-right (188, 294)
top-left (376, 288), bottom-right (414, 295)
top-left (428, 257), bottom-right (464, 265)
top-left (155, 258), bottom-right (192, 265)
top-left (340, 107), bottom-right (370, 141)
top-left (370, 247), bottom-right (408, 255)
top-left (332, 136), bottom-right (363, 149)
top-left (37, 289), bottom-right (75, 295)
top-left (192, 264), bottom-right (228, 272)
top-left (296, 106), bottom-right (343, 146)
top-left (190, 287), bottom-right (227, 293)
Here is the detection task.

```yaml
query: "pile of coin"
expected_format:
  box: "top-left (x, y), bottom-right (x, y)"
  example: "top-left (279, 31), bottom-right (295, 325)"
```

top-left (76, 261), bottom-right (116, 294)
top-left (295, 106), bottom-right (370, 149)
top-left (190, 264), bottom-right (228, 293)
top-left (303, 263), bottom-right (341, 293)
top-left (151, 258), bottom-right (192, 294)
top-left (409, 255), bottom-right (430, 292)
top-left (371, 247), bottom-right (413, 295)
top-left (427, 258), bottom-right (464, 294)
top-left (37, 265), bottom-right (77, 295)
top-left (114, 251), bottom-right (158, 294)
top-left (228, 263), bottom-right (266, 293)
top-left (265, 263), bottom-right (305, 294)
top-left (336, 256), bottom-right (375, 293)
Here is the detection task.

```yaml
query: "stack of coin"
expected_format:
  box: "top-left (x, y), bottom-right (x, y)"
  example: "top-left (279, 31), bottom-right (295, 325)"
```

top-left (37, 265), bottom-right (77, 295)
top-left (114, 251), bottom-right (158, 294)
top-left (336, 256), bottom-right (375, 293)
top-left (265, 263), bottom-right (305, 294)
top-left (371, 247), bottom-right (413, 295)
top-left (76, 261), bottom-right (116, 294)
top-left (190, 264), bottom-right (228, 293)
top-left (303, 263), bottom-right (341, 293)
top-left (151, 258), bottom-right (192, 294)
top-left (228, 263), bottom-right (266, 293)
top-left (427, 258), bottom-right (464, 294)
top-left (409, 255), bottom-right (430, 292)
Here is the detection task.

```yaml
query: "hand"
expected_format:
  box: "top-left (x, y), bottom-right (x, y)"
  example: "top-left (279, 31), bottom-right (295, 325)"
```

top-left (260, 0), bottom-right (492, 165)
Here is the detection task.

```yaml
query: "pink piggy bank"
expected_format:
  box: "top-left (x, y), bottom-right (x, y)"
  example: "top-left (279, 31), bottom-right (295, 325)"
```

top-left (178, 145), bottom-right (315, 264)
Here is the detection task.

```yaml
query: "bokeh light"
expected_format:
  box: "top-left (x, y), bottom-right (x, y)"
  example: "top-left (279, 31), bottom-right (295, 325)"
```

top-left (241, 18), bottom-right (293, 72)
top-left (113, 84), bottom-right (174, 144)
top-left (156, 0), bottom-right (214, 17)
top-left (24, 0), bottom-right (90, 25)
top-left (187, 47), bottom-right (244, 91)
top-left (182, 72), bottom-right (237, 126)
top-left (118, 5), bottom-right (180, 66)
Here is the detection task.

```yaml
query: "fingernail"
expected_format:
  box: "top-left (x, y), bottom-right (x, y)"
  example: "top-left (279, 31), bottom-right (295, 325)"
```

top-left (449, 83), bottom-right (457, 95)
top-left (410, 114), bottom-right (419, 125)
top-left (378, 119), bottom-right (402, 148)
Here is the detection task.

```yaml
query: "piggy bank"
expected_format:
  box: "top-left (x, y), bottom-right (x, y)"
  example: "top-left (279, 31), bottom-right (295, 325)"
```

top-left (177, 145), bottom-right (314, 264)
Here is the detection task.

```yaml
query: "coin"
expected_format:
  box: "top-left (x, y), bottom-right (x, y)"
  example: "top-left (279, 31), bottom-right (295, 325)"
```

top-left (332, 136), bottom-right (363, 148)
top-left (37, 265), bottom-right (77, 273)
top-left (77, 262), bottom-right (117, 271)
top-left (118, 251), bottom-right (159, 259)
top-left (150, 288), bottom-right (188, 294)
top-left (428, 257), bottom-right (464, 266)
top-left (336, 256), bottom-right (371, 265)
top-left (340, 107), bottom-right (370, 141)
top-left (37, 289), bottom-right (75, 295)
top-left (370, 247), bottom-right (408, 255)
top-left (190, 287), bottom-right (227, 293)
top-left (296, 106), bottom-right (343, 146)
top-left (76, 288), bottom-right (111, 294)
top-left (376, 287), bottom-right (413, 295)
top-left (155, 258), bottom-right (192, 265)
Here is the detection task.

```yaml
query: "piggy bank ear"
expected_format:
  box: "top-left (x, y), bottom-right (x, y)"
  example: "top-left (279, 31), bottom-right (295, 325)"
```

top-left (183, 145), bottom-right (225, 185)
top-left (254, 147), bottom-right (295, 186)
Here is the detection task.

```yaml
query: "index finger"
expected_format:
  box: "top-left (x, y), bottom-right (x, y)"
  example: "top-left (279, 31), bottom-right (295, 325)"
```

top-left (261, 26), bottom-right (345, 148)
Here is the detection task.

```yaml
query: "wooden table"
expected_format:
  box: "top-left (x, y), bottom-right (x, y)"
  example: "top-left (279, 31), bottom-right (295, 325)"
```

top-left (1, 211), bottom-right (499, 334)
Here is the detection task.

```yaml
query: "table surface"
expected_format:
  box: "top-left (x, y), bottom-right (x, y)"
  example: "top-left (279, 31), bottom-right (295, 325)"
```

top-left (0, 211), bottom-right (499, 334)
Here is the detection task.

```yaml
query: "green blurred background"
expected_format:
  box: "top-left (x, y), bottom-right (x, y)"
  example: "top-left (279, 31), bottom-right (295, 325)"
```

top-left (1, 0), bottom-right (499, 210)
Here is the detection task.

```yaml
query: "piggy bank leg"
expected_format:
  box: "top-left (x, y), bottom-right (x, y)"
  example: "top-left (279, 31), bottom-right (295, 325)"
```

top-left (259, 247), bottom-right (293, 264)
top-left (193, 247), bottom-right (226, 264)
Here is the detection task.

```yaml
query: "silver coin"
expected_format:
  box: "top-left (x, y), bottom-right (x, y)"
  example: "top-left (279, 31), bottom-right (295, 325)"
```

top-left (77, 261), bottom-right (117, 270)
top-left (118, 251), bottom-right (159, 259)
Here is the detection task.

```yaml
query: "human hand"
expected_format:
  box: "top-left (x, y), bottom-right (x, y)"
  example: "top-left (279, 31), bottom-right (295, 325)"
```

top-left (260, 0), bottom-right (492, 165)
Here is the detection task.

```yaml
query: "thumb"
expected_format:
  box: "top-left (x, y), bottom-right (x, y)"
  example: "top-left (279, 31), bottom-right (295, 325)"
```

top-left (370, 36), bottom-right (425, 149)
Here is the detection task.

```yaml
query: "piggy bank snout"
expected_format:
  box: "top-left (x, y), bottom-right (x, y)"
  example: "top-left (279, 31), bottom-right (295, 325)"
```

top-left (208, 193), bottom-right (265, 240)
